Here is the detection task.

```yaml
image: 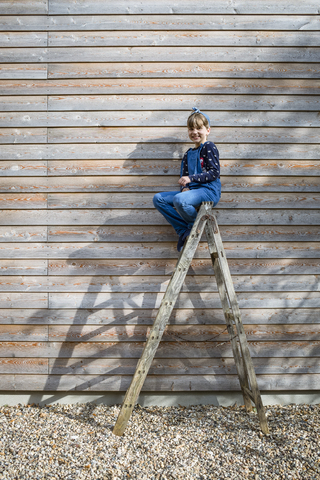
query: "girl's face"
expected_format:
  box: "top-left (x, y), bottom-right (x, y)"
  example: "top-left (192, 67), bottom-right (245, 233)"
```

top-left (188, 124), bottom-right (210, 147)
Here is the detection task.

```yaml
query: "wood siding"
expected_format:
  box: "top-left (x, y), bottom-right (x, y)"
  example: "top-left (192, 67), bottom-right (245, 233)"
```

top-left (0, 0), bottom-right (319, 394)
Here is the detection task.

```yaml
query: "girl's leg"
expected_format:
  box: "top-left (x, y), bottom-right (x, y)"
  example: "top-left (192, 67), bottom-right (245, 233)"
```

top-left (153, 191), bottom-right (189, 236)
top-left (172, 188), bottom-right (218, 230)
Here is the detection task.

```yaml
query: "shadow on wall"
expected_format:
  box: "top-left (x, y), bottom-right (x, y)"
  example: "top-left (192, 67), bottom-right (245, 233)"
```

top-left (27, 84), bottom-right (320, 404)
top-left (27, 132), bottom-right (211, 404)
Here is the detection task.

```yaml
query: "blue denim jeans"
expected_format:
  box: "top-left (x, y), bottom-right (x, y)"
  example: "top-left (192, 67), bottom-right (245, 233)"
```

top-left (153, 185), bottom-right (220, 236)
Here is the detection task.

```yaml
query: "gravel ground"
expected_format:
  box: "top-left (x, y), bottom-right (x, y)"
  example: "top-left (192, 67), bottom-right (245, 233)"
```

top-left (0, 402), bottom-right (319, 480)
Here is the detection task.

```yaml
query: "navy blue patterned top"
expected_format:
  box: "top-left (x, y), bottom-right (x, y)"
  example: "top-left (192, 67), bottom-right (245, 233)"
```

top-left (180, 141), bottom-right (220, 188)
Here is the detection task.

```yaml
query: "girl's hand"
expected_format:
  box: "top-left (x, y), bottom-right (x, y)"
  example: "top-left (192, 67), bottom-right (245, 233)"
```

top-left (182, 187), bottom-right (190, 192)
top-left (178, 176), bottom-right (191, 187)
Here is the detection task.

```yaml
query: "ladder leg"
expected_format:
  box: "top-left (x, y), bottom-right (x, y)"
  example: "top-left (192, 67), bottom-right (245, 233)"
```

top-left (205, 223), bottom-right (252, 413)
top-left (205, 209), bottom-right (269, 434)
top-left (113, 204), bottom-right (210, 436)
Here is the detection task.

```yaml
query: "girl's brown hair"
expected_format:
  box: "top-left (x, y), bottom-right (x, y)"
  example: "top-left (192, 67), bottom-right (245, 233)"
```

top-left (187, 111), bottom-right (210, 129)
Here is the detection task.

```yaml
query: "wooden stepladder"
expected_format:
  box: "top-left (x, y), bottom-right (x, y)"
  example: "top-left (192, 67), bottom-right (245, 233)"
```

top-left (113, 202), bottom-right (269, 436)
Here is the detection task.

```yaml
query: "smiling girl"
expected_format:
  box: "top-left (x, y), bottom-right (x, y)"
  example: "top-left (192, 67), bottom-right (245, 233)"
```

top-left (153, 107), bottom-right (221, 252)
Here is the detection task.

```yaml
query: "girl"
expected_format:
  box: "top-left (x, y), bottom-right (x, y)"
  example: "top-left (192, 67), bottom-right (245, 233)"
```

top-left (153, 107), bottom-right (221, 252)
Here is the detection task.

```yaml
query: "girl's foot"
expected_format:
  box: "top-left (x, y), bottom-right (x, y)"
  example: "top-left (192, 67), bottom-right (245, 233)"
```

top-left (177, 228), bottom-right (191, 252)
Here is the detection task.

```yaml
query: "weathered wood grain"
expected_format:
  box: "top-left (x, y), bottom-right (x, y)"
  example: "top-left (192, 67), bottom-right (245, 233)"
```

top-left (44, 47), bottom-right (320, 64)
top-left (0, 260), bottom-right (47, 275)
top-left (48, 357), bottom-right (320, 375)
top-left (0, 227), bottom-right (47, 242)
top-left (3, 110), bottom-right (320, 128)
top-left (1, 143), bottom-right (319, 161)
top-left (1, 79), bottom-right (319, 95)
top-left (48, 291), bottom-right (320, 309)
top-left (48, 0), bottom-right (320, 15)
top-left (0, 1), bottom-right (48, 15)
top-left (1, 373), bottom-right (320, 391)
top-left (0, 293), bottom-right (47, 308)
top-left (48, 62), bottom-right (320, 79)
top-left (1, 242), bottom-right (319, 259)
top-left (47, 127), bottom-right (320, 144)
top-left (0, 325), bottom-right (48, 341)
top-left (0, 358), bottom-right (48, 374)
top-left (46, 192), bottom-right (320, 210)
top-left (45, 160), bottom-right (320, 178)
top-left (3, 15), bottom-right (320, 32)
top-left (47, 94), bottom-right (320, 111)
top-left (0, 161), bottom-right (47, 176)
top-left (0, 32), bottom-right (47, 47)
top-left (1, 208), bottom-right (320, 226)
top-left (0, 48), bottom-right (48, 63)
top-left (0, 96), bottom-right (47, 111)
top-left (0, 128), bottom-right (47, 144)
top-left (0, 65), bottom-right (47, 80)
top-left (1, 308), bottom-right (319, 325)
top-left (48, 31), bottom-right (320, 47)
top-left (2, 176), bottom-right (320, 195)
top-left (0, 193), bottom-right (47, 209)
top-left (48, 258), bottom-right (320, 276)
top-left (1, 340), bottom-right (319, 359)
top-left (47, 324), bottom-right (320, 342)
top-left (47, 225), bottom-right (320, 243)
top-left (1, 274), bottom-right (319, 293)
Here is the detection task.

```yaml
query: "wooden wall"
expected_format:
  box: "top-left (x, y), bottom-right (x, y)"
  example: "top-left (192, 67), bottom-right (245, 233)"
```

top-left (0, 0), bottom-right (320, 395)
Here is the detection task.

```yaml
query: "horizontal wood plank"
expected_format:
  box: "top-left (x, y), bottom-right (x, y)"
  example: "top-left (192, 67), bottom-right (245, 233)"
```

top-left (0, 96), bottom-right (47, 111)
top-left (0, 226), bottom-right (47, 242)
top-left (2, 110), bottom-right (320, 128)
top-left (45, 192), bottom-right (320, 210)
top-left (0, 193), bottom-right (47, 209)
top-left (1, 209), bottom-right (320, 226)
top-left (48, 258), bottom-right (320, 276)
top-left (1, 79), bottom-right (319, 95)
top-left (0, 128), bottom-right (47, 144)
top-left (3, 15), bottom-right (320, 32)
top-left (47, 225), bottom-right (320, 243)
top-left (48, 62), bottom-right (320, 79)
top-left (0, 242), bottom-right (319, 259)
top-left (2, 324), bottom-right (318, 343)
top-left (2, 176), bottom-right (320, 195)
top-left (0, 47), bottom-right (314, 63)
top-left (47, 94), bottom-right (320, 111)
top-left (0, 308), bottom-right (319, 325)
top-left (3, 373), bottom-right (320, 391)
top-left (47, 127), bottom-right (320, 144)
top-left (1, 340), bottom-right (319, 358)
top-left (3, 160), bottom-right (320, 181)
top-left (48, 292), bottom-right (320, 309)
top-left (0, 260), bottom-right (47, 275)
top-left (47, 324), bottom-right (320, 342)
top-left (1, 143), bottom-right (319, 161)
top-left (0, 274), bottom-right (319, 293)
top-left (44, 161), bottom-right (320, 178)
top-left (0, 293), bottom-right (47, 308)
top-left (0, 358), bottom-right (48, 374)
top-left (48, 31), bottom-right (320, 47)
top-left (0, 32), bottom-right (47, 47)
top-left (0, 325), bottom-right (48, 341)
top-left (47, 357), bottom-right (320, 375)
top-left (0, 161), bottom-right (47, 176)
top-left (0, 1), bottom-right (47, 15)
top-left (0, 65), bottom-right (47, 80)
top-left (48, 0), bottom-right (320, 15)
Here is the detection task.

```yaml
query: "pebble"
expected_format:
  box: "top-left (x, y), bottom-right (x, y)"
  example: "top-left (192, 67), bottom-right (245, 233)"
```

top-left (0, 403), bottom-right (319, 479)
